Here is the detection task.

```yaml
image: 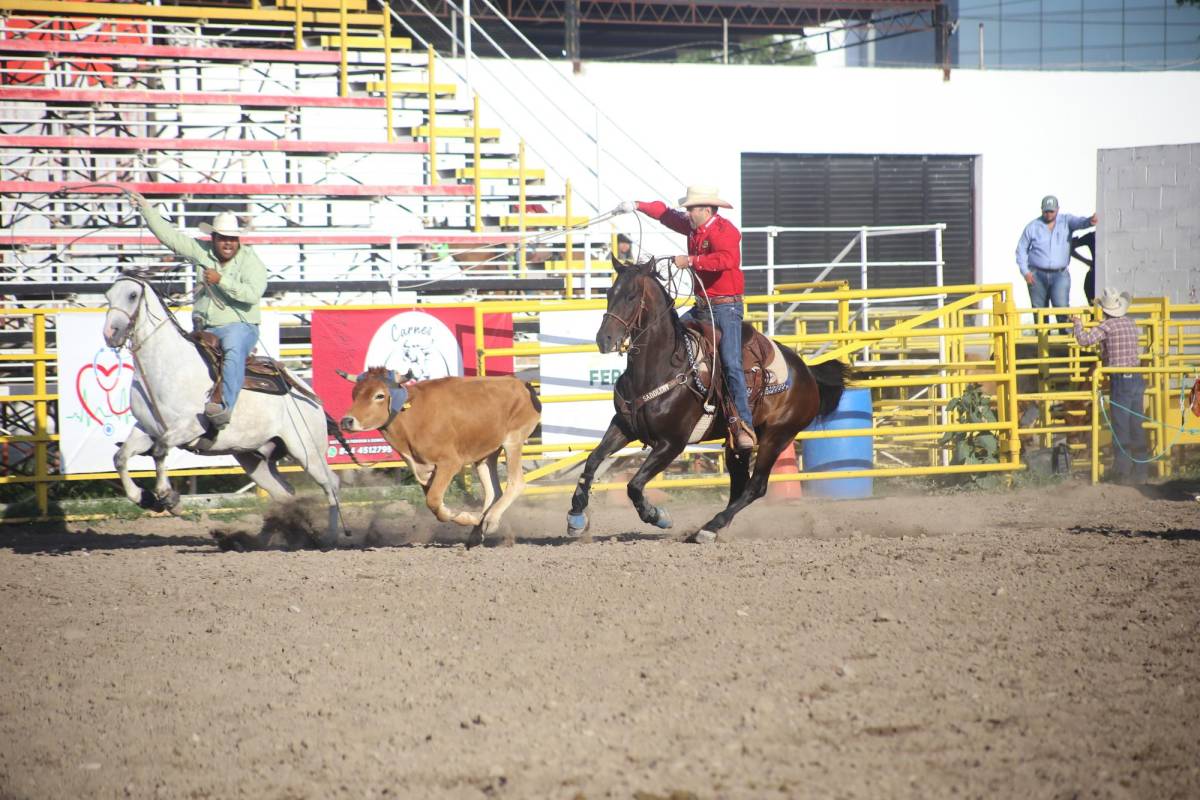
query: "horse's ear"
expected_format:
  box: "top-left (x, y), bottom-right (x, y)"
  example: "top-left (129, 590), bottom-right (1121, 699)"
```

top-left (610, 254), bottom-right (627, 274)
top-left (402, 368), bottom-right (416, 381)
top-left (637, 257), bottom-right (657, 275)
top-left (335, 369), bottom-right (354, 383)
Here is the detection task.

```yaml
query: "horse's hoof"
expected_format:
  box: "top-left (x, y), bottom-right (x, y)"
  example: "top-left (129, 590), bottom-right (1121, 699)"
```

top-left (688, 529), bottom-right (718, 545)
top-left (566, 511), bottom-right (588, 538)
top-left (652, 506), bottom-right (673, 530)
top-left (466, 526), bottom-right (484, 550)
top-left (137, 489), bottom-right (159, 510)
top-left (154, 489), bottom-right (181, 514)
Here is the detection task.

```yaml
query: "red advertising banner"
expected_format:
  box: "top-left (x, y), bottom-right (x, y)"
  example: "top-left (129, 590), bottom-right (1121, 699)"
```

top-left (312, 307), bottom-right (514, 464)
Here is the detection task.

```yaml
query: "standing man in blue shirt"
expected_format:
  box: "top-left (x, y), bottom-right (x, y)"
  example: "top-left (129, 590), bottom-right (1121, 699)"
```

top-left (1015, 195), bottom-right (1096, 328)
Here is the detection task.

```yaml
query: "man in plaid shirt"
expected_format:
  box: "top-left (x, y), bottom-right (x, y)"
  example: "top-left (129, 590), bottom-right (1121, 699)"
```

top-left (1071, 287), bottom-right (1147, 483)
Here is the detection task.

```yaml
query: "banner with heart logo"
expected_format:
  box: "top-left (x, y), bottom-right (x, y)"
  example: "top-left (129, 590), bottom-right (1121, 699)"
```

top-left (56, 312), bottom-right (279, 474)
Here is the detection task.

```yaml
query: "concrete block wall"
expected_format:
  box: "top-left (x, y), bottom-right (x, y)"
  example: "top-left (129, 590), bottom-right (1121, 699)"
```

top-left (1097, 143), bottom-right (1200, 304)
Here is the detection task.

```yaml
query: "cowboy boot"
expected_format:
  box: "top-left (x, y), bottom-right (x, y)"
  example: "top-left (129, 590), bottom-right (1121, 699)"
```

top-left (732, 419), bottom-right (757, 450)
top-left (204, 402), bottom-right (232, 429)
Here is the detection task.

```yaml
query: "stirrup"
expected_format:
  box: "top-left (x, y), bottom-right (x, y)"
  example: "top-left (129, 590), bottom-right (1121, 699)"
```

top-left (733, 420), bottom-right (757, 450)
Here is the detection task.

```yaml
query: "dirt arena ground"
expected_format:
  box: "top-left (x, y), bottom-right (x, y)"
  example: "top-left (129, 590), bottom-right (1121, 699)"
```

top-left (1, 479), bottom-right (1198, 799)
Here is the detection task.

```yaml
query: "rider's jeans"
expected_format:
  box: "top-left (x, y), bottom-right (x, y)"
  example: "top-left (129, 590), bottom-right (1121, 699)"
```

top-left (207, 322), bottom-right (259, 411)
top-left (681, 302), bottom-right (753, 423)
top-left (1108, 373), bottom-right (1148, 482)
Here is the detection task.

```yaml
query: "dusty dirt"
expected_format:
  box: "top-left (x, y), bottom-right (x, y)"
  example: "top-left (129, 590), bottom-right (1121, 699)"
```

top-left (1, 479), bottom-right (1199, 799)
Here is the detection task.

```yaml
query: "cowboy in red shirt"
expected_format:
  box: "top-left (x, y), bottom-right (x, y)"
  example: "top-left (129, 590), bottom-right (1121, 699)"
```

top-left (615, 185), bottom-right (756, 449)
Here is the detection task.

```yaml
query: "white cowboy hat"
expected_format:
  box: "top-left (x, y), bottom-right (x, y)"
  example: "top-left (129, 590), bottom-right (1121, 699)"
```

top-left (678, 185), bottom-right (732, 209)
top-left (1097, 287), bottom-right (1131, 318)
top-left (198, 211), bottom-right (247, 237)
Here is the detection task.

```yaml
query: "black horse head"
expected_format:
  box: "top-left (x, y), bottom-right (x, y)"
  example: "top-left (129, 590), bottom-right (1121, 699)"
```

top-left (596, 255), bottom-right (677, 354)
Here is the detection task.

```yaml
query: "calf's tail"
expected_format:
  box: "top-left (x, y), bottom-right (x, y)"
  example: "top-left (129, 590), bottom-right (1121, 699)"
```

top-left (524, 381), bottom-right (543, 414)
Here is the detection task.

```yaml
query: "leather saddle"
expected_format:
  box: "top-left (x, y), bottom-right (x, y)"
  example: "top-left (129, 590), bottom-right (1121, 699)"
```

top-left (188, 330), bottom-right (290, 400)
top-left (681, 320), bottom-right (790, 417)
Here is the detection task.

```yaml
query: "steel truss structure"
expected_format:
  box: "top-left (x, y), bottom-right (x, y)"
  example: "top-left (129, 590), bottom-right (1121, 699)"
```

top-left (398, 0), bottom-right (943, 61)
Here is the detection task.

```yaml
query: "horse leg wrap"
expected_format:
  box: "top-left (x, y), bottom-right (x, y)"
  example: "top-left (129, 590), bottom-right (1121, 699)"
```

top-left (327, 506), bottom-right (344, 547)
top-left (651, 506), bottom-right (673, 529)
top-left (566, 511), bottom-right (588, 537)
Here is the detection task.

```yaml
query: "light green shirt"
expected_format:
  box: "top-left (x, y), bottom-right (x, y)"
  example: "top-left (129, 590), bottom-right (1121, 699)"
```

top-left (140, 203), bottom-right (268, 327)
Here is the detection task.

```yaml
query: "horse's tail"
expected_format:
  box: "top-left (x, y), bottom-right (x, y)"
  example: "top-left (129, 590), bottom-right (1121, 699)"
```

top-left (325, 412), bottom-right (369, 469)
top-left (809, 360), bottom-right (851, 418)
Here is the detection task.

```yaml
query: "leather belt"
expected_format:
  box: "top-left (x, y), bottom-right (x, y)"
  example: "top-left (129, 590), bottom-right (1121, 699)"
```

top-left (694, 294), bottom-right (743, 308)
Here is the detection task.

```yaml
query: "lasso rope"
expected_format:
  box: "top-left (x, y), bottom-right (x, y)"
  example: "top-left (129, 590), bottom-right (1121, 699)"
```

top-left (1097, 377), bottom-right (1200, 464)
top-left (7, 184), bottom-right (627, 292)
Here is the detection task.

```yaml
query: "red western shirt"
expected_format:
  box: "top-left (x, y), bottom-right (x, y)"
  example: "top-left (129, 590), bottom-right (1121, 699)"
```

top-left (636, 201), bottom-right (744, 297)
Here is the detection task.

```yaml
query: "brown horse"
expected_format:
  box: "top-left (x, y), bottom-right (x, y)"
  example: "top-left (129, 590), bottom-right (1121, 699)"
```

top-left (422, 244), bottom-right (517, 272)
top-left (566, 256), bottom-right (849, 543)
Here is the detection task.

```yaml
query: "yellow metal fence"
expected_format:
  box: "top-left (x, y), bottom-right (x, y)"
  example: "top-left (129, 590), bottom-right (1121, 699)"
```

top-left (2, 286), bottom-right (1198, 518)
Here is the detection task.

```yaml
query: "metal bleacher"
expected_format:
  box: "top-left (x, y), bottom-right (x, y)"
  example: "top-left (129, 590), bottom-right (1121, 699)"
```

top-left (0, 0), bottom-right (581, 303)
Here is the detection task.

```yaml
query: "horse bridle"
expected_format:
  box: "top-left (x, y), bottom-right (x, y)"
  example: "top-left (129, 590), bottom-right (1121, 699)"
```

top-left (601, 300), bottom-right (645, 354)
top-left (603, 258), bottom-right (681, 354)
top-left (112, 278), bottom-right (175, 352)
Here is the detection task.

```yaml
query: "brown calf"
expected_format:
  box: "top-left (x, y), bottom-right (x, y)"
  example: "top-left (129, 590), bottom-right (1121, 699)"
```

top-left (338, 368), bottom-right (541, 547)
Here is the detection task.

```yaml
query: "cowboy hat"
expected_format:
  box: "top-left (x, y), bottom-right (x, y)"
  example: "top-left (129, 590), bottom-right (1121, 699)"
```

top-left (198, 211), bottom-right (247, 237)
top-left (679, 185), bottom-right (732, 209)
top-left (1096, 287), bottom-right (1131, 317)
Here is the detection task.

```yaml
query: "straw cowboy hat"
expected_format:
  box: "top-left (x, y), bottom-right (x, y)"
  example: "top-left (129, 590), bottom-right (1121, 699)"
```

top-left (198, 211), bottom-right (248, 237)
top-left (679, 185), bottom-right (733, 209)
top-left (1097, 287), bottom-right (1131, 317)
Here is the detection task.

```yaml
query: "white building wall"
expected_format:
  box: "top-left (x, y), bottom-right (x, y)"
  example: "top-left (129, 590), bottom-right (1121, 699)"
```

top-left (461, 60), bottom-right (1200, 304)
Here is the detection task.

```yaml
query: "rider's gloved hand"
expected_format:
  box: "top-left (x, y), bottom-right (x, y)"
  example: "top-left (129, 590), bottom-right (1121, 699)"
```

top-left (612, 200), bottom-right (637, 215)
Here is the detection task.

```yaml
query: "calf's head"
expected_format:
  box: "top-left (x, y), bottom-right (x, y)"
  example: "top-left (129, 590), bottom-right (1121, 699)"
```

top-left (337, 367), bottom-right (412, 432)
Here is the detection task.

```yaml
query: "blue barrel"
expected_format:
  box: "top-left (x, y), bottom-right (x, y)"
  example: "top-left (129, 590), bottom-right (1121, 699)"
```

top-left (802, 387), bottom-right (874, 499)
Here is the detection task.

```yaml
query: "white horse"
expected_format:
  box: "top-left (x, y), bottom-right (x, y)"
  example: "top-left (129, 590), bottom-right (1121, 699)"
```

top-left (101, 271), bottom-right (346, 545)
